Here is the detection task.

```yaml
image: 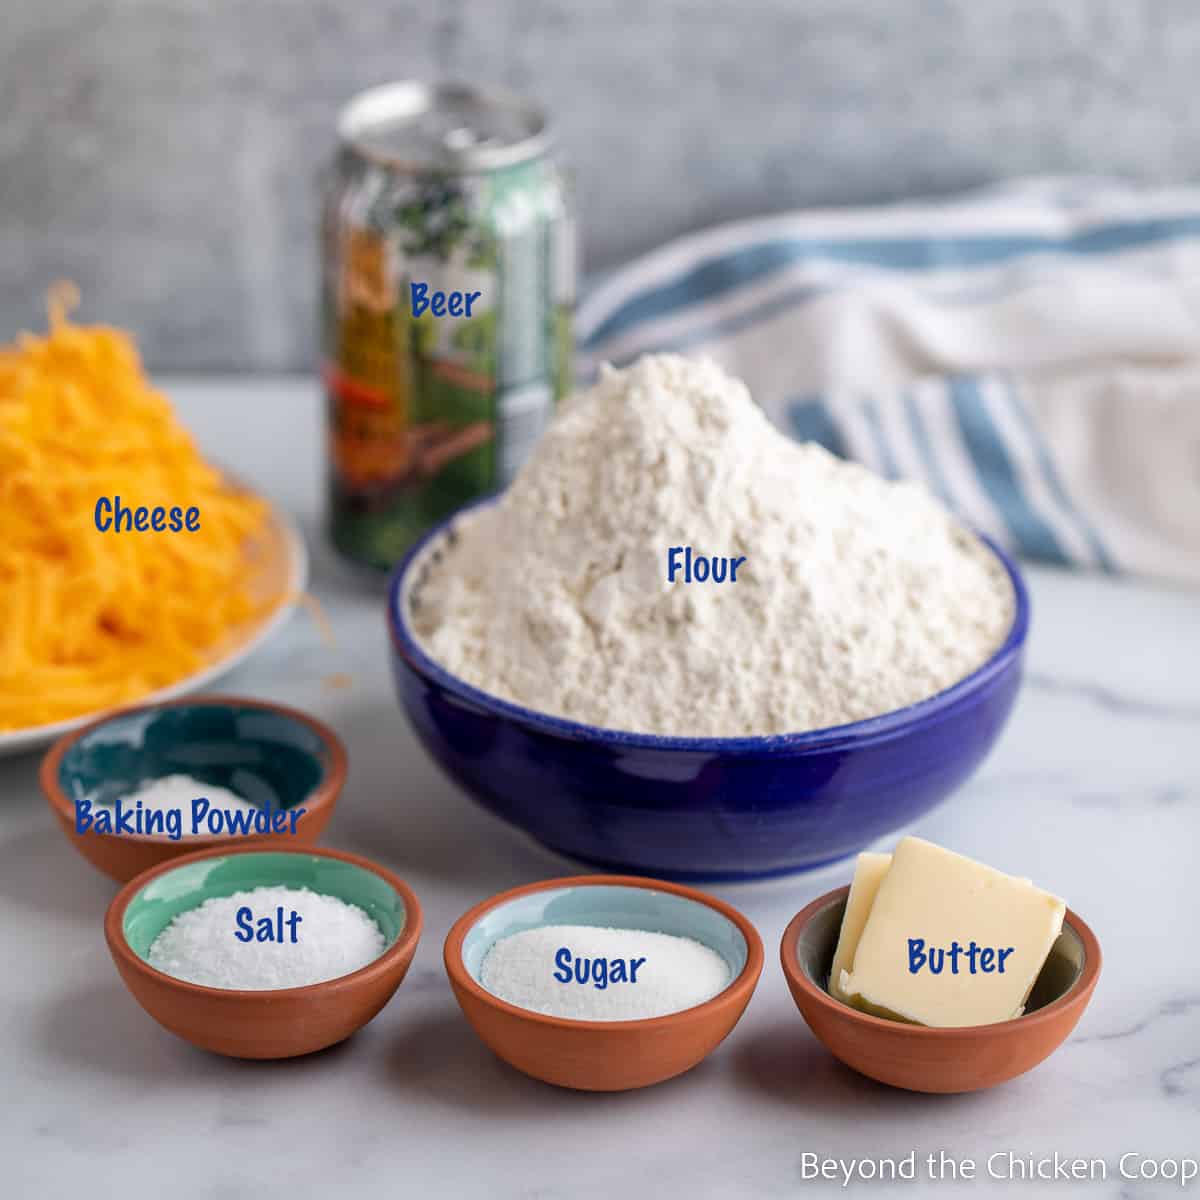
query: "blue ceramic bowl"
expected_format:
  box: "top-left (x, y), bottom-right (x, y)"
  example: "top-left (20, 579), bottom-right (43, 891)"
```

top-left (388, 502), bottom-right (1029, 881)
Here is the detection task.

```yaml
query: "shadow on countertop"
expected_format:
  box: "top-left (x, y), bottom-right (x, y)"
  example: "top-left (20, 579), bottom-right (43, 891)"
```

top-left (381, 1005), bottom-right (723, 1115)
top-left (321, 695), bottom-right (569, 896)
top-left (0, 825), bottom-right (115, 920)
top-left (730, 1021), bottom-right (1007, 1114)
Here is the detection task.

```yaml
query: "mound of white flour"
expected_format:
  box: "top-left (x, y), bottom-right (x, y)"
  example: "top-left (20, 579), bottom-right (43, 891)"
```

top-left (410, 355), bottom-right (1014, 737)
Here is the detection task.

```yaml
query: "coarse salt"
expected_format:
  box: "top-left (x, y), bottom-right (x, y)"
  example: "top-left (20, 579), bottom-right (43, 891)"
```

top-left (147, 885), bottom-right (387, 990)
top-left (480, 924), bottom-right (732, 1021)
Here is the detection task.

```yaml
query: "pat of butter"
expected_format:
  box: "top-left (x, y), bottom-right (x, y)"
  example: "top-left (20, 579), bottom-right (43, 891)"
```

top-left (838, 837), bottom-right (1066, 1028)
top-left (829, 852), bottom-right (891, 1003)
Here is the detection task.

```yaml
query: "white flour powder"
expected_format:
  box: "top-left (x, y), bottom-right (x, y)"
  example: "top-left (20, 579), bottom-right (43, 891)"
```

top-left (411, 354), bottom-right (1014, 737)
top-left (480, 925), bottom-right (731, 1021)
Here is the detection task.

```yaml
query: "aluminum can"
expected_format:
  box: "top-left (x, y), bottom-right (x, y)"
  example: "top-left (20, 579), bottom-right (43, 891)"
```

top-left (321, 81), bottom-right (575, 569)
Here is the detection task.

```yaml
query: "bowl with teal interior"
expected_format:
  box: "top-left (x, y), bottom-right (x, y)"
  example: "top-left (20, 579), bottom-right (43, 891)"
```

top-left (388, 500), bottom-right (1029, 881)
top-left (105, 846), bottom-right (423, 1059)
top-left (444, 875), bottom-right (764, 1090)
top-left (41, 696), bottom-right (347, 883)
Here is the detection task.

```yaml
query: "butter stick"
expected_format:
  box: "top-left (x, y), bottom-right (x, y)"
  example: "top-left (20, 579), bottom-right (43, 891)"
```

top-left (828, 852), bottom-right (892, 1003)
top-left (838, 837), bottom-right (1065, 1028)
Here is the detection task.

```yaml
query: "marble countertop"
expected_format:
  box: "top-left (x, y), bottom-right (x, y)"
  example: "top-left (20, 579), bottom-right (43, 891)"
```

top-left (3, 378), bottom-right (1197, 1198)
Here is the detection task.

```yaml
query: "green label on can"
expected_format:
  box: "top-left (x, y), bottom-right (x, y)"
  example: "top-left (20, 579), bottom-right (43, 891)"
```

top-left (325, 155), bottom-right (574, 570)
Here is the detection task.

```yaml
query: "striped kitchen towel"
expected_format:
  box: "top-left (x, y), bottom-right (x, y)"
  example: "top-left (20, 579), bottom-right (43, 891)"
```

top-left (577, 177), bottom-right (1200, 585)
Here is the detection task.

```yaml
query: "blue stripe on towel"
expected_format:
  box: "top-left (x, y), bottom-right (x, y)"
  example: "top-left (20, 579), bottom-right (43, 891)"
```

top-left (901, 387), bottom-right (954, 507)
top-left (947, 377), bottom-right (1069, 565)
top-left (1000, 378), bottom-right (1117, 573)
top-left (582, 215), bottom-right (1200, 349)
top-left (860, 397), bottom-right (901, 479)
top-left (649, 281), bottom-right (827, 360)
top-left (787, 397), bottom-right (848, 458)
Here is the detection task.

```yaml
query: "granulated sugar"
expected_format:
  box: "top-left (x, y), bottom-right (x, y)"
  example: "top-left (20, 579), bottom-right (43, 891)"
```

top-left (147, 886), bottom-right (386, 990)
top-left (480, 925), bottom-right (731, 1021)
top-left (410, 354), bottom-right (1014, 737)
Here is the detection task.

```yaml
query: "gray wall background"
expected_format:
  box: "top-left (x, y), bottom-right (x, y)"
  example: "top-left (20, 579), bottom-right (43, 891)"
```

top-left (4, 0), bottom-right (1198, 370)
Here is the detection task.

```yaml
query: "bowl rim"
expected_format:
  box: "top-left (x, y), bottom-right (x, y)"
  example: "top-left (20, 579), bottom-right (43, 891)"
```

top-left (40, 694), bottom-right (348, 847)
top-left (443, 874), bottom-right (765, 1031)
top-left (779, 884), bottom-right (1102, 1038)
top-left (104, 844), bottom-right (424, 1001)
top-left (387, 496), bottom-right (1030, 752)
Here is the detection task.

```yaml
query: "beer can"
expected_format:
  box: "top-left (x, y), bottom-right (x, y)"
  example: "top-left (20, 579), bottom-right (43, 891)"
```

top-left (321, 81), bottom-right (576, 570)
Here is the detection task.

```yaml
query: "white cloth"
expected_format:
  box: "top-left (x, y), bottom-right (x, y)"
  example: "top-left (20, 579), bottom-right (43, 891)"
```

top-left (578, 178), bottom-right (1200, 584)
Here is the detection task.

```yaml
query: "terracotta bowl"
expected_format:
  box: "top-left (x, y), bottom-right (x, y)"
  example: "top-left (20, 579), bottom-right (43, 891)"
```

top-left (444, 875), bottom-right (764, 1092)
top-left (780, 885), bottom-right (1101, 1093)
top-left (105, 845), bottom-right (422, 1059)
top-left (42, 695), bottom-right (346, 882)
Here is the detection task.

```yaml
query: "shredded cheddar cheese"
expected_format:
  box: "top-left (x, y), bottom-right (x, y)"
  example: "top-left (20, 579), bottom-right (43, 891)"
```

top-left (0, 287), bottom-right (280, 731)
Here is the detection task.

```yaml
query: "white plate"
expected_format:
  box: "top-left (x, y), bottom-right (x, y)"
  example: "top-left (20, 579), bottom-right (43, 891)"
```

top-left (0, 488), bottom-right (309, 759)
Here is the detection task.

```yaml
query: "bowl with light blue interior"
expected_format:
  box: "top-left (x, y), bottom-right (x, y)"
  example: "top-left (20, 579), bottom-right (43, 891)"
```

top-left (443, 875), bottom-right (764, 1090)
top-left (389, 499), bottom-right (1029, 881)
